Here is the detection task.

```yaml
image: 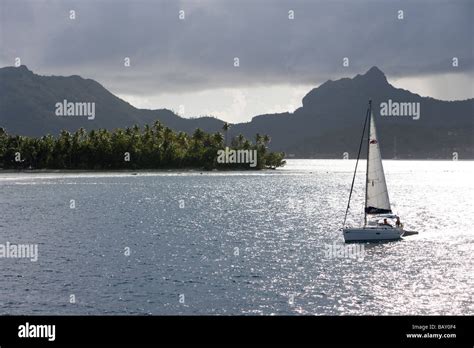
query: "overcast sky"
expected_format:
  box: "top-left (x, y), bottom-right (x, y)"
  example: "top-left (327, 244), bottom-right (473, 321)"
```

top-left (1, 0), bottom-right (472, 122)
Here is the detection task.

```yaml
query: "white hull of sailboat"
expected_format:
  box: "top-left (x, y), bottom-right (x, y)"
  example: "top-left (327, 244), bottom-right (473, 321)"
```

top-left (343, 227), bottom-right (403, 242)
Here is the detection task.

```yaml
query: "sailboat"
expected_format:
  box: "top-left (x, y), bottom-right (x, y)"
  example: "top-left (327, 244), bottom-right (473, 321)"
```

top-left (342, 100), bottom-right (416, 242)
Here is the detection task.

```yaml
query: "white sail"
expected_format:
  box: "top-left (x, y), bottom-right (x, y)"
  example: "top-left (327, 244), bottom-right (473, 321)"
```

top-left (365, 112), bottom-right (391, 214)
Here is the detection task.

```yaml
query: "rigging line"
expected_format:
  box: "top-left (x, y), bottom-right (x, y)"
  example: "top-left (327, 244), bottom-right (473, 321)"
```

top-left (342, 103), bottom-right (371, 228)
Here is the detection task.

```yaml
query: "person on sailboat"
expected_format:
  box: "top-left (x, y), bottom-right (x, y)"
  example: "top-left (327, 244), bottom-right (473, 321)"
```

top-left (396, 217), bottom-right (402, 228)
top-left (382, 218), bottom-right (392, 227)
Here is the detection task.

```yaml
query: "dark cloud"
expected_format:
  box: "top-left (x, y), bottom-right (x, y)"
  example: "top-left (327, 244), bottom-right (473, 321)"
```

top-left (1, 0), bottom-right (472, 95)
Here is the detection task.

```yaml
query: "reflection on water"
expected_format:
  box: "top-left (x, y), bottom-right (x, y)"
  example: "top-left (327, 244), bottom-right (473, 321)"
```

top-left (0, 160), bottom-right (472, 315)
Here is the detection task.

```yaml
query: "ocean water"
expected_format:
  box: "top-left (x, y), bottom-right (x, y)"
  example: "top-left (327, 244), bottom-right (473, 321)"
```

top-left (0, 159), bottom-right (472, 315)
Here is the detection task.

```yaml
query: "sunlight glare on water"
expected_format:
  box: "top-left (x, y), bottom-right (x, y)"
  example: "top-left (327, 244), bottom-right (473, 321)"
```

top-left (0, 159), bottom-right (472, 315)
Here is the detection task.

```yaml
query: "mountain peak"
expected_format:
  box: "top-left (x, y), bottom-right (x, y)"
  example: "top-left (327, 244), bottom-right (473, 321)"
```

top-left (302, 66), bottom-right (390, 107)
top-left (362, 66), bottom-right (387, 81)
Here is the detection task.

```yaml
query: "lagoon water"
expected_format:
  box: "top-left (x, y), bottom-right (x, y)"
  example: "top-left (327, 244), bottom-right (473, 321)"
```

top-left (0, 160), bottom-right (472, 315)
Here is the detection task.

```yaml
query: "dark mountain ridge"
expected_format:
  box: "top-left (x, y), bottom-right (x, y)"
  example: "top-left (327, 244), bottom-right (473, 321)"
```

top-left (1, 65), bottom-right (472, 159)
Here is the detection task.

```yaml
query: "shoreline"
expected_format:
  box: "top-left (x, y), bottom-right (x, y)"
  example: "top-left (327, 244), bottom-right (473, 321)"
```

top-left (0, 168), bottom-right (278, 174)
top-left (0, 158), bottom-right (471, 174)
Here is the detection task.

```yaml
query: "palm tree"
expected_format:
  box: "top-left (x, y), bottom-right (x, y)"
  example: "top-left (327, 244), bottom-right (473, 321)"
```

top-left (39, 134), bottom-right (55, 168)
top-left (162, 127), bottom-right (175, 158)
top-left (176, 132), bottom-right (189, 164)
top-left (237, 134), bottom-right (245, 147)
top-left (192, 128), bottom-right (205, 142)
top-left (213, 132), bottom-right (224, 146)
top-left (263, 134), bottom-right (271, 147)
top-left (243, 139), bottom-right (251, 150)
top-left (59, 130), bottom-right (72, 168)
top-left (222, 123), bottom-right (231, 147)
top-left (176, 132), bottom-right (188, 148)
top-left (153, 120), bottom-right (164, 136)
top-left (143, 124), bottom-right (152, 143)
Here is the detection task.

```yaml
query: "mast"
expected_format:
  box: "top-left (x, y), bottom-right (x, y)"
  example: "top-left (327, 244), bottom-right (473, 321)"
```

top-left (364, 100), bottom-right (372, 227)
top-left (342, 101), bottom-right (370, 228)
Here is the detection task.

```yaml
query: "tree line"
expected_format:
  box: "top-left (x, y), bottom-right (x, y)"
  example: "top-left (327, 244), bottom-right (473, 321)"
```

top-left (0, 121), bottom-right (286, 170)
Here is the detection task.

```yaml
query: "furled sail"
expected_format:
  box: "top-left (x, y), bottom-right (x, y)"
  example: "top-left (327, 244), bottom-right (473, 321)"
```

top-left (365, 112), bottom-right (392, 214)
